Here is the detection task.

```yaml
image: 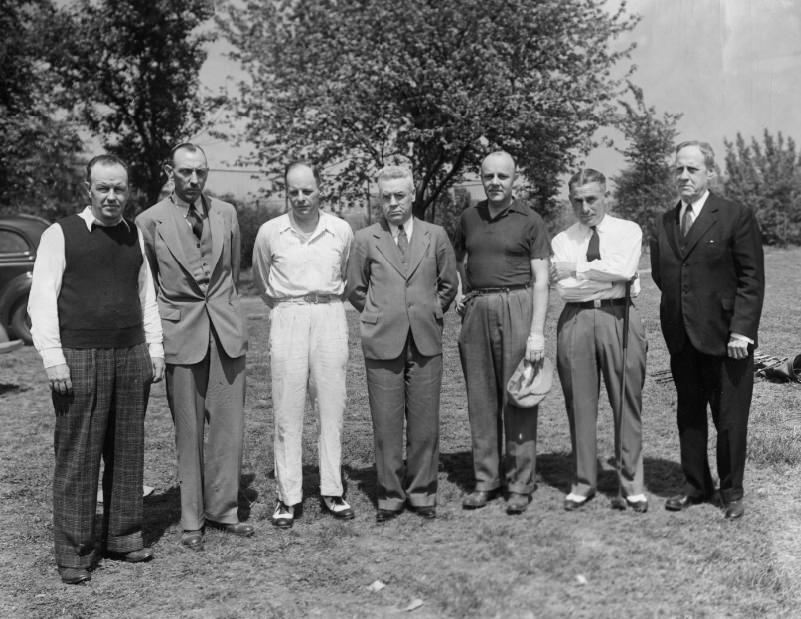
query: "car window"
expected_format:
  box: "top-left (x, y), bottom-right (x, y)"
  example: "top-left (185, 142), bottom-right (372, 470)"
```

top-left (0, 230), bottom-right (30, 255)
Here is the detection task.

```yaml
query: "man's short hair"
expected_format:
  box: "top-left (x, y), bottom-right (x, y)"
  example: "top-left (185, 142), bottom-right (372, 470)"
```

top-left (85, 154), bottom-right (128, 183)
top-left (168, 142), bottom-right (207, 166)
top-left (568, 168), bottom-right (607, 192)
top-left (676, 140), bottom-right (716, 170)
top-left (376, 166), bottom-right (414, 194)
top-left (284, 160), bottom-right (322, 186)
top-left (480, 151), bottom-right (516, 172)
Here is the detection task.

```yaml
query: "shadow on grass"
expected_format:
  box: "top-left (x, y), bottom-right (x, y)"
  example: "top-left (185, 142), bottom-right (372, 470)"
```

top-left (440, 450), bottom-right (684, 499)
top-left (342, 463), bottom-right (378, 505)
top-left (142, 473), bottom-right (258, 544)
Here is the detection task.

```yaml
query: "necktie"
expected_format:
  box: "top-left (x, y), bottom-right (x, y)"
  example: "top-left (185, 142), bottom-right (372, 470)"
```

top-left (397, 225), bottom-right (409, 260)
top-left (681, 204), bottom-right (693, 237)
top-left (586, 226), bottom-right (600, 262)
top-left (187, 202), bottom-right (203, 239)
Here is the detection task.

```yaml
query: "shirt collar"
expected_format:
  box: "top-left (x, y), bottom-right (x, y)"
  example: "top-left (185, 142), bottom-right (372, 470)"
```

top-left (281, 209), bottom-right (332, 237)
top-left (577, 213), bottom-right (611, 235)
top-left (171, 193), bottom-right (204, 214)
top-left (391, 217), bottom-right (413, 239)
top-left (79, 206), bottom-right (129, 231)
top-left (684, 190), bottom-right (710, 214)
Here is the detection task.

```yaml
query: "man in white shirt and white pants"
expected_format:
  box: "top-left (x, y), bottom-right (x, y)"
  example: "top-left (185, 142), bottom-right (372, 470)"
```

top-left (252, 161), bottom-right (355, 528)
top-left (550, 168), bottom-right (648, 513)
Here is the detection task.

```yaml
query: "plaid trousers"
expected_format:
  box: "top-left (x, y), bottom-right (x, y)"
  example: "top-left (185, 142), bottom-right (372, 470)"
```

top-left (52, 344), bottom-right (152, 568)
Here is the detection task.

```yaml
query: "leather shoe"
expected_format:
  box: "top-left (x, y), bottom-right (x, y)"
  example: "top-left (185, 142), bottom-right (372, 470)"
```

top-left (105, 547), bottom-right (154, 563)
top-left (58, 566), bottom-right (91, 585)
top-left (413, 505), bottom-right (436, 519)
top-left (724, 499), bottom-right (744, 520)
top-left (322, 495), bottom-right (355, 520)
top-left (665, 493), bottom-right (708, 511)
top-left (626, 497), bottom-right (649, 513)
top-left (462, 489), bottom-right (499, 509)
top-left (181, 530), bottom-right (204, 551)
top-left (376, 508), bottom-right (401, 523)
top-left (207, 520), bottom-right (254, 537)
top-left (564, 492), bottom-right (595, 511)
top-left (272, 501), bottom-right (294, 529)
top-left (506, 492), bottom-right (530, 514)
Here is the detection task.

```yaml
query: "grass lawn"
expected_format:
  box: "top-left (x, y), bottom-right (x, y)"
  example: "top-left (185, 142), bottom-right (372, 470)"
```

top-left (1, 247), bottom-right (800, 618)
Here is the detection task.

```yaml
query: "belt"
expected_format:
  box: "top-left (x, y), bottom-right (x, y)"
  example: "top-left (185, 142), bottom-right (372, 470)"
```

top-left (275, 293), bottom-right (341, 304)
top-left (471, 283), bottom-right (530, 295)
top-left (566, 298), bottom-right (628, 309)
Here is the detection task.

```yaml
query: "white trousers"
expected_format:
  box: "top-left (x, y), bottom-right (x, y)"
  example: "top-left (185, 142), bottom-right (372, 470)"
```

top-left (269, 300), bottom-right (348, 505)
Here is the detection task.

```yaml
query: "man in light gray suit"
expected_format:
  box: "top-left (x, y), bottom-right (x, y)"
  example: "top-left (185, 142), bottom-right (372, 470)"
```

top-left (347, 166), bottom-right (458, 522)
top-left (136, 143), bottom-right (252, 550)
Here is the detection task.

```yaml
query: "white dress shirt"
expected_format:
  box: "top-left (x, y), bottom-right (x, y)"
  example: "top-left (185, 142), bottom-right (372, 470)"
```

top-left (679, 190), bottom-right (709, 230)
top-left (252, 210), bottom-right (353, 302)
top-left (551, 214), bottom-right (642, 302)
top-left (28, 207), bottom-right (164, 368)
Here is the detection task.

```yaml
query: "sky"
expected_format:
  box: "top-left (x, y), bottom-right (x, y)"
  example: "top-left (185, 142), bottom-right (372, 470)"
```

top-left (196, 0), bottom-right (801, 199)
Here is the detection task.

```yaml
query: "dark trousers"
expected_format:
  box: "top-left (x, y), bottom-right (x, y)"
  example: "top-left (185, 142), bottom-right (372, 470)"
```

top-left (458, 288), bottom-right (538, 495)
top-left (166, 330), bottom-right (246, 531)
top-left (365, 333), bottom-right (442, 510)
top-left (556, 303), bottom-right (647, 498)
top-left (670, 343), bottom-right (754, 503)
top-left (52, 344), bottom-right (152, 568)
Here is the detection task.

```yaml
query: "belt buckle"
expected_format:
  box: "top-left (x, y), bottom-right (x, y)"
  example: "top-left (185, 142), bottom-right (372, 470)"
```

top-left (593, 299), bottom-right (601, 309)
top-left (308, 293), bottom-right (320, 303)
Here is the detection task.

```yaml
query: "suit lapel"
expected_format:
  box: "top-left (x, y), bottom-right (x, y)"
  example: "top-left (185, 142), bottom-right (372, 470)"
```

top-left (405, 218), bottom-right (429, 278)
top-left (373, 221), bottom-right (406, 277)
top-left (682, 194), bottom-right (719, 256)
top-left (205, 195), bottom-right (225, 276)
top-left (157, 201), bottom-right (195, 277)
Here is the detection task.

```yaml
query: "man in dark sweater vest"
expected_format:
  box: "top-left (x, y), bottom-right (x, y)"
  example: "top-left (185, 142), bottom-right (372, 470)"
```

top-left (28, 154), bottom-right (165, 585)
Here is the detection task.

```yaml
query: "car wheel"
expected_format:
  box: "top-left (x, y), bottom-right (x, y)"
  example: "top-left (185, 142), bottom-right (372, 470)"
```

top-left (9, 298), bottom-right (32, 344)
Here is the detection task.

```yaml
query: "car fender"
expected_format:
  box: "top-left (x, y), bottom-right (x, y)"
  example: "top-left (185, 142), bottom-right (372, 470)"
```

top-left (0, 271), bottom-right (33, 320)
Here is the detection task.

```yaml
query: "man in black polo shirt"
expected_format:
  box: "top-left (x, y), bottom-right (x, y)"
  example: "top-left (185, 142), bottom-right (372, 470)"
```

top-left (29, 154), bottom-right (165, 584)
top-left (454, 151), bottom-right (550, 514)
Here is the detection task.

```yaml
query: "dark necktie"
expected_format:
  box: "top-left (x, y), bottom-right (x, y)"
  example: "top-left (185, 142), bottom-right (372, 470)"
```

top-left (397, 225), bottom-right (408, 259)
top-left (586, 226), bottom-right (600, 262)
top-left (187, 202), bottom-right (203, 239)
top-left (681, 205), bottom-right (693, 237)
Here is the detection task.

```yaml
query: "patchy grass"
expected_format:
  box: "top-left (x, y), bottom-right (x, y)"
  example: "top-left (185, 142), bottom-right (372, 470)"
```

top-left (1, 247), bottom-right (801, 618)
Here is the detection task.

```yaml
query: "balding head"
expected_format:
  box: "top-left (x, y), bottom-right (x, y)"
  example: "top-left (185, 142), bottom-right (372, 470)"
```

top-left (480, 151), bottom-right (516, 208)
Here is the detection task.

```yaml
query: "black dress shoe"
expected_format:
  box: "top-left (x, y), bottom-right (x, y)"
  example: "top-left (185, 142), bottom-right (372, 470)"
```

top-left (665, 493), bottom-right (708, 511)
top-left (506, 492), bottom-right (530, 514)
top-left (413, 505), bottom-right (436, 519)
top-left (724, 499), bottom-right (744, 519)
top-left (207, 520), bottom-right (255, 537)
top-left (181, 530), bottom-right (204, 551)
top-left (58, 566), bottom-right (91, 585)
top-left (322, 495), bottom-right (355, 520)
top-left (105, 547), bottom-right (154, 563)
top-left (462, 489), bottom-right (499, 509)
top-left (376, 508), bottom-right (402, 523)
top-left (272, 501), bottom-right (294, 529)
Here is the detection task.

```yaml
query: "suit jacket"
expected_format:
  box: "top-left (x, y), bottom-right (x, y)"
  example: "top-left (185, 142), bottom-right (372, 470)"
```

top-left (650, 192), bottom-right (764, 357)
top-left (346, 217), bottom-right (457, 360)
top-left (136, 194), bottom-right (248, 364)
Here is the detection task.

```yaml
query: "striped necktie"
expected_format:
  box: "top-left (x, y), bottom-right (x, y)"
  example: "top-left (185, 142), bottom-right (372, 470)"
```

top-left (187, 202), bottom-right (203, 239)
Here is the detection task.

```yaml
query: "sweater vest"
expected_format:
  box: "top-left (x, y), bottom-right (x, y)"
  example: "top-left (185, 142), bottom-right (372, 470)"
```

top-left (57, 215), bottom-right (145, 349)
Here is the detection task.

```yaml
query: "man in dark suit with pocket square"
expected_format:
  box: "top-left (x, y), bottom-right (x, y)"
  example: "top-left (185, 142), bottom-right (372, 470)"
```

top-left (651, 140), bottom-right (764, 519)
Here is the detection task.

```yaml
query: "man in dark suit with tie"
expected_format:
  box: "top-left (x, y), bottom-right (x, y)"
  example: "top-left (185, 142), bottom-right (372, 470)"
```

top-left (346, 165), bottom-right (458, 522)
top-left (651, 140), bottom-right (764, 519)
top-left (136, 143), bottom-right (253, 549)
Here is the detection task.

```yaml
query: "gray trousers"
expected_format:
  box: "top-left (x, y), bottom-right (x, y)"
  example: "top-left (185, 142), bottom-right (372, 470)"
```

top-left (166, 331), bottom-right (246, 531)
top-left (556, 302), bottom-right (647, 497)
top-left (365, 332), bottom-right (442, 510)
top-left (458, 288), bottom-right (538, 495)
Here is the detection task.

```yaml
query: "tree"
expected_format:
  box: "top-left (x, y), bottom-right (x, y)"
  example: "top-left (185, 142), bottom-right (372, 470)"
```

top-left (0, 0), bottom-right (85, 217)
top-left (51, 0), bottom-right (220, 207)
top-left (723, 130), bottom-right (801, 246)
top-left (612, 83), bottom-right (681, 241)
top-left (219, 0), bottom-right (639, 219)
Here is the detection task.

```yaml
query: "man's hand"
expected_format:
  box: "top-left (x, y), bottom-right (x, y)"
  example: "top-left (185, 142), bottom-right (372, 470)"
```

top-left (151, 357), bottom-right (165, 383)
top-left (46, 364), bottom-right (72, 394)
top-left (727, 337), bottom-right (749, 360)
top-left (525, 333), bottom-right (545, 363)
top-left (550, 261), bottom-right (575, 283)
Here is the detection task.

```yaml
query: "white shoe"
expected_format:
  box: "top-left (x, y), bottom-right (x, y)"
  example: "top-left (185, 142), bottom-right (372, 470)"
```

top-left (322, 495), bottom-right (355, 520)
top-left (272, 501), bottom-right (294, 528)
